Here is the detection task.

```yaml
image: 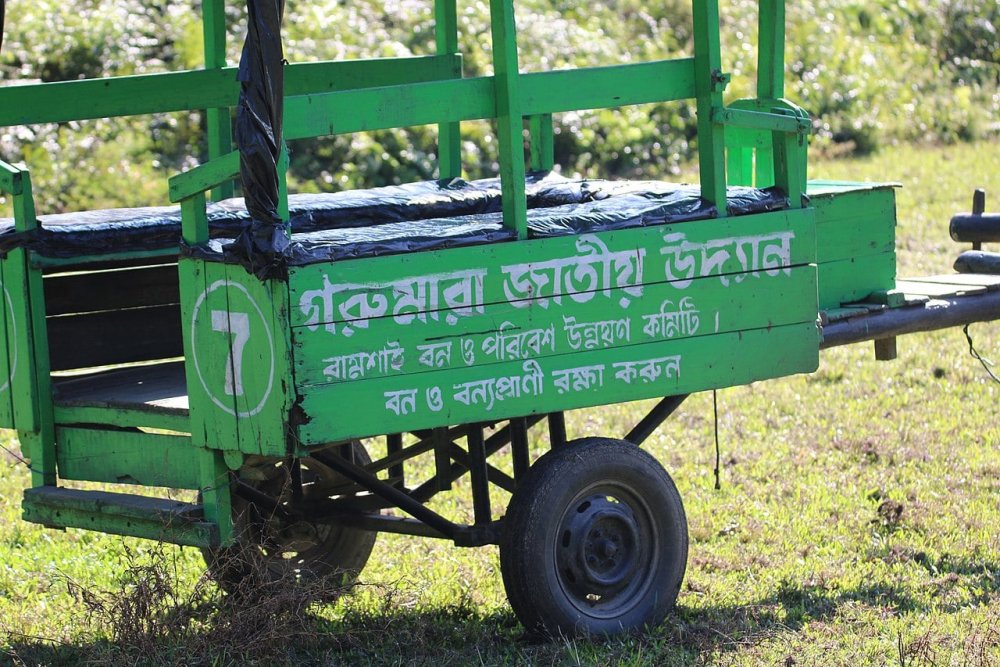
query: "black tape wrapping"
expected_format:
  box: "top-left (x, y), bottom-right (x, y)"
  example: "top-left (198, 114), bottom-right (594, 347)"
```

top-left (228, 0), bottom-right (289, 279)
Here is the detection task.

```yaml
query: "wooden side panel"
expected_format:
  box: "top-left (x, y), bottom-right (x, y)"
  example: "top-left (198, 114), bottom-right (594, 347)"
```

top-left (55, 427), bottom-right (200, 490)
top-left (809, 183), bottom-right (897, 308)
top-left (298, 323), bottom-right (819, 443)
top-left (180, 259), bottom-right (292, 457)
top-left (290, 209), bottom-right (820, 444)
top-left (0, 257), bottom-right (16, 428)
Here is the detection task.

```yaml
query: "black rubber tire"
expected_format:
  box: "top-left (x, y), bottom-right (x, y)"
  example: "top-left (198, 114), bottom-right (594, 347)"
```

top-left (500, 437), bottom-right (688, 637)
top-left (202, 441), bottom-right (376, 597)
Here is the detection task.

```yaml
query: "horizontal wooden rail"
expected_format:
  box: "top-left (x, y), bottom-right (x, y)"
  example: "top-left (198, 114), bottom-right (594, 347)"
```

top-left (0, 159), bottom-right (24, 195)
top-left (169, 152), bottom-right (239, 203)
top-left (285, 76), bottom-right (497, 140)
top-left (0, 55), bottom-right (462, 128)
top-left (712, 106), bottom-right (810, 134)
top-left (520, 58), bottom-right (697, 115)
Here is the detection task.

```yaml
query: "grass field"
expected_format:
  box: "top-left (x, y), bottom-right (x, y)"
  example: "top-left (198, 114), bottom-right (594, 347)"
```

top-left (1, 141), bottom-right (998, 666)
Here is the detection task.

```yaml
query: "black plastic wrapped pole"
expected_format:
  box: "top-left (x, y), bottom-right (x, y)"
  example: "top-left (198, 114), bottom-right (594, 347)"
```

top-left (227, 0), bottom-right (289, 279)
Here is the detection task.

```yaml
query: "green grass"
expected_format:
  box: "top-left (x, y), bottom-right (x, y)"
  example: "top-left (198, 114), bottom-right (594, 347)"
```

top-left (2, 141), bottom-right (999, 665)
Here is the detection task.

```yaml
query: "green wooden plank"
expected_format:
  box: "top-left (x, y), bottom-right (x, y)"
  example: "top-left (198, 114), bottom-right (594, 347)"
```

top-left (520, 59), bottom-right (697, 116)
top-left (222, 264), bottom-right (293, 458)
top-left (29, 248), bottom-right (179, 270)
top-left (757, 0), bottom-right (786, 99)
top-left (285, 77), bottom-right (497, 146)
top-left (812, 187), bottom-right (896, 263)
top-left (0, 160), bottom-right (23, 195)
top-left (0, 56), bottom-right (463, 128)
top-left (55, 427), bottom-right (200, 489)
top-left (435, 0), bottom-right (462, 179)
top-left (292, 265), bottom-right (818, 387)
top-left (22, 487), bottom-right (218, 548)
top-left (289, 208), bottom-right (817, 329)
top-left (693, 0), bottom-right (728, 213)
top-left (0, 258), bottom-right (16, 428)
top-left (53, 405), bottom-right (190, 433)
top-left (170, 154), bottom-right (239, 203)
top-left (528, 113), bottom-right (555, 172)
top-left (489, 0), bottom-right (528, 238)
top-left (296, 321), bottom-right (819, 444)
top-left (202, 0), bottom-right (234, 201)
top-left (817, 252), bottom-right (896, 309)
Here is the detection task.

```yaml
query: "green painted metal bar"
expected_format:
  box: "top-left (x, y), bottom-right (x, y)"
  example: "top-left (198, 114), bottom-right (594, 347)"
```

top-left (528, 114), bottom-right (554, 172)
top-left (489, 0), bottom-right (528, 238)
top-left (692, 0), bottom-right (728, 215)
top-left (435, 0), bottom-right (462, 179)
top-left (202, 0), bottom-right (234, 201)
top-left (521, 59), bottom-right (697, 115)
top-left (757, 0), bottom-right (786, 99)
top-left (712, 106), bottom-right (810, 133)
top-left (0, 55), bottom-right (462, 128)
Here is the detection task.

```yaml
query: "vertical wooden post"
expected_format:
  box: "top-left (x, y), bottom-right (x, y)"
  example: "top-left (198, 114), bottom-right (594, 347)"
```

top-left (489, 0), bottom-right (528, 238)
top-left (203, 0), bottom-right (234, 201)
top-left (510, 417), bottom-right (530, 479)
top-left (466, 425), bottom-right (491, 525)
top-left (692, 0), bottom-right (728, 215)
top-left (7, 172), bottom-right (55, 487)
top-left (199, 448), bottom-right (234, 545)
top-left (529, 113), bottom-right (554, 172)
top-left (435, 0), bottom-right (462, 179)
top-left (757, 0), bottom-right (785, 100)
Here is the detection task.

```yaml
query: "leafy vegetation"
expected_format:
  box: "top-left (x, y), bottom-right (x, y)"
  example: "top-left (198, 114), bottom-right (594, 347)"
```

top-left (0, 0), bottom-right (997, 214)
top-left (1, 140), bottom-right (997, 665)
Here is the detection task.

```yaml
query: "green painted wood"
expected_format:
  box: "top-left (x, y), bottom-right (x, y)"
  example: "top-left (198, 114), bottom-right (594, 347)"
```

top-left (289, 208), bottom-right (817, 328)
top-left (29, 248), bottom-right (180, 270)
top-left (0, 259), bottom-right (16, 428)
top-left (0, 159), bottom-right (23, 195)
top-left (202, 0), bottom-right (234, 201)
top-left (292, 265), bottom-right (818, 388)
top-left (53, 405), bottom-right (190, 433)
top-left (0, 56), bottom-right (463, 128)
top-left (21, 486), bottom-right (219, 548)
top-left (435, 0), bottom-right (462, 179)
top-left (5, 173), bottom-right (56, 486)
top-left (529, 114), bottom-right (555, 172)
top-left (520, 59), bottom-right (697, 116)
top-left (757, 0), bottom-right (785, 99)
top-left (56, 427), bottom-right (200, 489)
top-left (489, 0), bottom-right (528, 238)
top-left (812, 191), bottom-right (896, 263)
top-left (171, 155), bottom-right (239, 204)
top-left (818, 252), bottom-right (896, 309)
top-left (297, 321), bottom-right (819, 445)
top-left (693, 0), bottom-right (728, 214)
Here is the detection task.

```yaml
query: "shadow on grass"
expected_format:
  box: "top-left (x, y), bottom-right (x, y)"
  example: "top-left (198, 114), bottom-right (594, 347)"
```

top-left (4, 555), bottom-right (997, 666)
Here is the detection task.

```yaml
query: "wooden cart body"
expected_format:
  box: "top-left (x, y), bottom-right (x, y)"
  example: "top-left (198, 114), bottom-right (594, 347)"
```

top-left (2, 0), bottom-right (994, 635)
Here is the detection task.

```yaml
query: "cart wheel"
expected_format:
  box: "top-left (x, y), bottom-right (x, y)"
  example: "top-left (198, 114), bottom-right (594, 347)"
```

top-left (202, 441), bottom-right (376, 597)
top-left (500, 437), bottom-right (688, 636)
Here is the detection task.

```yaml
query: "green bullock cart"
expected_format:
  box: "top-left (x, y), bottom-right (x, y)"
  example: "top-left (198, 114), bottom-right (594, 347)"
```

top-left (1, 0), bottom-right (996, 636)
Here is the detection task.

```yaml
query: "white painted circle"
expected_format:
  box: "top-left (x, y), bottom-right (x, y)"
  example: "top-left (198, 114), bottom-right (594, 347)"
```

top-left (0, 288), bottom-right (16, 394)
top-left (190, 279), bottom-right (275, 418)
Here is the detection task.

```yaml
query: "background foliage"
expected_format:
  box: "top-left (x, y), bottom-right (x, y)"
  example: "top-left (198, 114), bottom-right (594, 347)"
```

top-left (0, 0), bottom-right (998, 212)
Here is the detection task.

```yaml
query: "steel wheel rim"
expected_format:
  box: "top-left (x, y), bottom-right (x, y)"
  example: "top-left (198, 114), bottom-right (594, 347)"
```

top-left (553, 481), bottom-right (659, 620)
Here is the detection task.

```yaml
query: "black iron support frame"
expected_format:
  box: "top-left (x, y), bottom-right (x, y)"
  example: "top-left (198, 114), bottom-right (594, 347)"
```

top-left (510, 417), bottom-right (530, 478)
top-left (548, 412), bottom-right (567, 449)
top-left (467, 424), bottom-right (491, 524)
top-left (433, 427), bottom-right (452, 492)
top-left (386, 433), bottom-right (404, 486)
top-left (625, 394), bottom-right (690, 445)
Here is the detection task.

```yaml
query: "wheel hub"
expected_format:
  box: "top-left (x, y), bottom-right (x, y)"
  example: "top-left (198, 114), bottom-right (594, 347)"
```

top-left (558, 494), bottom-right (641, 600)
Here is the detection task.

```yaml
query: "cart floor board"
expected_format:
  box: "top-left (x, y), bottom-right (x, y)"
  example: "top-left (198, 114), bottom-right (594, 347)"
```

top-left (52, 361), bottom-right (189, 415)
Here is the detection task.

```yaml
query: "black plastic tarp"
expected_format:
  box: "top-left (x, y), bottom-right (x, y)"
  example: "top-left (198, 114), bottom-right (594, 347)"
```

top-left (227, 0), bottom-right (288, 278)
top-left (0, 176), bottom-right (788, 260)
